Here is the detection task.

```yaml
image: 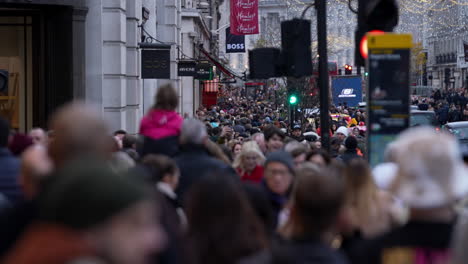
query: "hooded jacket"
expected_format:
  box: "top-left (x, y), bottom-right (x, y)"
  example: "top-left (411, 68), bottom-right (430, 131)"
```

top-left (139, 109), bottom-right (183, 140)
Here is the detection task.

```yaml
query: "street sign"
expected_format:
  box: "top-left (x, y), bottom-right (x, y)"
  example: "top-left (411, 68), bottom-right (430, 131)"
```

top-left (141, 49), bottom-right (171, 79)
top-left (195, 62), bottom-right (213, 80)
top-left (226, 27), bottom-right (245, 53)
top-left (177, 61), bottom-right (196, 76)
top-left (367, 33), bottom-right (412, 166)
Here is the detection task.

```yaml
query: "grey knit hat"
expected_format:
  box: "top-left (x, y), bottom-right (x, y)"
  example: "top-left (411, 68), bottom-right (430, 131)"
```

top-left (265, 151), bottom-right (295, 173)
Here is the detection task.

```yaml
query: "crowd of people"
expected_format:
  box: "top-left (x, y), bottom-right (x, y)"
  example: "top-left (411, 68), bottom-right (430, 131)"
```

top-left (0, 83), bottom-right (468, 264)
top-left (413, 88), bottom-right (468, 123)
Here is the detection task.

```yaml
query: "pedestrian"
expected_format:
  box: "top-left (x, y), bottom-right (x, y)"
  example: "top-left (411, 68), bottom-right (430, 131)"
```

top-left (242, 183), bottom-right (276, 236)
top-left (0, 102), bottom-right (113, 259)
top-left (290, 145), bottom-right (308, 168)
top-left (204, 139), bottom-right (233, 165)
top-left (2, 158), bottom-right (166, 264)
top-left (175, 119), bottom-right (235, 203)
top-left (108, 136), bottom-right (136, 173)
top-left (139, 84), bottom-right (183, 157)
top-left (113, 129), bottom-right (127, 141)
top-left (306, 149), bottom-right (331, 167)
top-left (8, 133), bottom-right (33, 157)
top-left (47, 102), bottom-right (113, 169)
top-left (233, 141), bottom-right (265, 183)
top-left (275, 163), bottom-right (348, 264)
top-left (28, 128), bottom-right (48, 146)
top-left (140, 154), bottom-right (186, 228)
top-left (290, 125), bottom-right (304, 142)
top-left (122, 134), bottom-right (139, 161)
top-left (349, 127), bottom-right (468, 264)
top-left (335, 126), bottom-right (348, 141)
top-left (330, 137), bottom-right (344, 158)
top-left (264, 126), bottom-right (286, 154)
top-left (185, 173), bottom-right (270, 264)
top-left (229, 140), bottom-right (243, 161)
top-left (252, 132), bottom-right (267, 153)
top-left (338, 136), bottom-right (362, 164)
top-left (262, 151), bottom-right (295, 228)
top-left (0, 117), bottom-right (22, 205)
top-left (340, 159), bottom-right (404, 259)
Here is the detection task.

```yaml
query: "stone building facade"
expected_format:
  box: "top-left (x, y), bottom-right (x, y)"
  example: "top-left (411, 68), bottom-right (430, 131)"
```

top-left (0, 0), bottom-right (215, 133)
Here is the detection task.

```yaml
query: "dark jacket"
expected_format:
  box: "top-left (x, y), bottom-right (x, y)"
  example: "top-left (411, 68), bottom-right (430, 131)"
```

top-left (0, 148), bottom-right (22, 204)
top-left (261, 181), bottom-right (289, 229)
top-left (0, 201), bottom-right (37, 258)
top-left (273, 237), bottom-right (349, 264)
top-left (338, 149), bottom-right (361, 164)
top-left (437, 106), bottom-right (449, 124)
top-left (449, 109), bottom-right (462, 122)
top-left (139, 135), bottom-right (179, 158)
top-left (175, 144), bottom-right (235, 203)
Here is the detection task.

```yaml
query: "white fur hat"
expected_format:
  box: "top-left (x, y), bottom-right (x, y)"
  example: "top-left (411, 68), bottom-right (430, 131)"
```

top-left (335, 126), bottom-right (349, 137)
top-left (391, 127), bottom-right (468, 208)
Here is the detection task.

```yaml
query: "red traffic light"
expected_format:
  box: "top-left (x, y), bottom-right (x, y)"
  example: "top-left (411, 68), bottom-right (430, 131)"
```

top-left (360, 30), bottom-right (385, 59)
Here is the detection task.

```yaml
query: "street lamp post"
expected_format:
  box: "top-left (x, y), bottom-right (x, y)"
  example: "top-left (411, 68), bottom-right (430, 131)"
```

top-left (316, 0), bottom-right (330, 151)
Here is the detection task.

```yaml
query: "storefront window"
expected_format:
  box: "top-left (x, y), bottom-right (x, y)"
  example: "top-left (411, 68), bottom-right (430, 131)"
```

top-left (0, 16), bottom-right (33, 132)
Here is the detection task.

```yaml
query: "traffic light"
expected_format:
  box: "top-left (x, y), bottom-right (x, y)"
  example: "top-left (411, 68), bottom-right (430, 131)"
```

top-left (280, 19), bottom-right (313, 77)
top-left (288, 94), bottom-right (298, 105)
top-left (248, 48), bottom-right (282, 79)
top-left (344, 64), bottom-right (353, 75)
top-left (445, 68), bottom-right (451, 84)
top-left (355, 0), bottom-right (399, 66)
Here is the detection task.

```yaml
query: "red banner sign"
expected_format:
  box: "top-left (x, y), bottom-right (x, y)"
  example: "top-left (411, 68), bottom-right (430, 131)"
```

top-left (230, 0), bottom-right (259, 35)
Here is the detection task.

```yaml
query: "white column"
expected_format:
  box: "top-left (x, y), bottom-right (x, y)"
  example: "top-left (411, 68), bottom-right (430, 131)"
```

top-left (125, 0), bottom-right (142, 134)
top-left (102, 0), bottom-right (127, 132)
top-left (85, 0), bottom-right (104, 114)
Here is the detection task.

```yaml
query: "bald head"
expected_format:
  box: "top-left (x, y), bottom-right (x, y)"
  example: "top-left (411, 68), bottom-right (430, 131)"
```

top-left (48, 102), bottom-right (112, 168)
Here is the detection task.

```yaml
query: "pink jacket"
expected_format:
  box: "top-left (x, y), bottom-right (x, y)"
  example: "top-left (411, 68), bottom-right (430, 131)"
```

top-left (139, 109), bottom-right (183, 140)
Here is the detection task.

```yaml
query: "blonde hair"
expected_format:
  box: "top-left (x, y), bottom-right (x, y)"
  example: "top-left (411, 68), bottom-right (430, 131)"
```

top-left (344, 159), bottom-right (383, 236)
top-left (232, 141), bottom-right (265, 173)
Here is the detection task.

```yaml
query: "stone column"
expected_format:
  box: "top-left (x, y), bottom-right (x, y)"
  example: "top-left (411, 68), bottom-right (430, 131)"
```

top-left (102, 0), bottom-right (127, 132)
top-left (85, 0), bottom-right (104, 114)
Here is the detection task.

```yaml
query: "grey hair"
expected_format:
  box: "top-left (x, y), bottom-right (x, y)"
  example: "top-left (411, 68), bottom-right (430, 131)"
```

top-left (180, 118), bottom-right (208, 145)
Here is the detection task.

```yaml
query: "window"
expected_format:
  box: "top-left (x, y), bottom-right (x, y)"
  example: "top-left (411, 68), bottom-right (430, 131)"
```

top-left (0, 16), bottom-right (33, 131)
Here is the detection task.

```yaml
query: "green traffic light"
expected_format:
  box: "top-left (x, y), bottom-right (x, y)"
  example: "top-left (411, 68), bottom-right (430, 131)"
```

top-left (289, 95), bottom-right (298, 105)
top-left (364, 72), bottom-right (369, 77)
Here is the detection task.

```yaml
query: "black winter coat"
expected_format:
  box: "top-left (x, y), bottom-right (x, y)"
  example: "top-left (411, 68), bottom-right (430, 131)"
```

top-left (338, 149), bottom-right (361, 164)
top-left (273, 237), bottom-right (349, 264)
top-left (175, 144), bottom-right (235, 203)
top-left (139, 135), bottom-right (179, 158)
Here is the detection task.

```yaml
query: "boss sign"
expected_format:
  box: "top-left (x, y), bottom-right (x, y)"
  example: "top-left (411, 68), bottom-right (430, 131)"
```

top-left (226, 27), bottom-right (246, 53)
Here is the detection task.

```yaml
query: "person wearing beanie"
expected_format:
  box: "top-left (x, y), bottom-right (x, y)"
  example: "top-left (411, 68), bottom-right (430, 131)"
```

top-left (2, 158), bottom-right (166, 264)
top-left (335, 126), bottom-right (349, 141)
top-left (338, 136), bottom-right (362, 164)
top-left (262, 151), bottom-right (295, 228)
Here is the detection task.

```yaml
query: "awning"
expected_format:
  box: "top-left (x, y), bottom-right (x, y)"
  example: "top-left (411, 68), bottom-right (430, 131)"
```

top-left (198, 46), bottom-right (238, 79)
top-left (203, 78), bottom-right (219, 93)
